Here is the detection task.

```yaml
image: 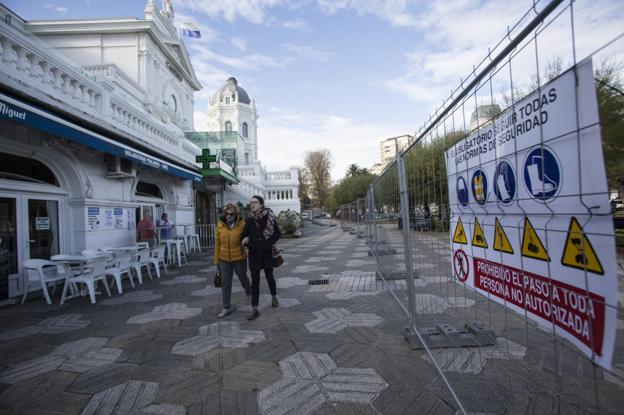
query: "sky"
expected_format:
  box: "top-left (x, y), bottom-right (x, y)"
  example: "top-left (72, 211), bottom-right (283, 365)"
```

top-left (4, 0), bottom-right (624, 181)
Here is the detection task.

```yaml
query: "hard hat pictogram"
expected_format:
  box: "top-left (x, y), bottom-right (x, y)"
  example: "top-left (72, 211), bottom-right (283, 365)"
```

top-left (472, 217), bottom-right (488, 248)
top-left (453, 217), bottom-right (468, 244)
top-left (561, 217), bottom-right (604, 275)
top-left (521, 217), bottom-right (550, 261)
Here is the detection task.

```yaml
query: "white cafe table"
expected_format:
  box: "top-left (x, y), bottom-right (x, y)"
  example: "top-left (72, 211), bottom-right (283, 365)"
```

top-left (50, 254), bottom-right (104, 304)
top-left (165, 239), bottom-right (184, 267)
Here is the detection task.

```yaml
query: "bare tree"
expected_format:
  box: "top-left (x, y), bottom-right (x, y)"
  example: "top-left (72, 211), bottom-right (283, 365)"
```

top-left (298, 167), bottom-right (312, 209)
top-left (304, 149), bottom-right (332, 208)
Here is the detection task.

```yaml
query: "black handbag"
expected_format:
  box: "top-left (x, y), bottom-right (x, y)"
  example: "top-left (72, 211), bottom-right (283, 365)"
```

top-left (214, 265), bottom-right (222, 287)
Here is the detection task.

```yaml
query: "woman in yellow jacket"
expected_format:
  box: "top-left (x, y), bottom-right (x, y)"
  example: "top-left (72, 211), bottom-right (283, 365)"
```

top-left (214, 203), bottom-right (252, 318)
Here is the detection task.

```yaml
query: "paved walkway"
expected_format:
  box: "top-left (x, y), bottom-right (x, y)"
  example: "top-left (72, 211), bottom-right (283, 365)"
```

top-left (1, 222), bottom-right (623, 414)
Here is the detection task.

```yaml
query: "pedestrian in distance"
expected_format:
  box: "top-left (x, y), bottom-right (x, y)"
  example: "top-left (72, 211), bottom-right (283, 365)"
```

top-left (137, 213), bottom-right (156, 248)
top-left (214, 203), bottom-right (252, 318)
top-left (157, 212), bottom-right (175, 241)
top-left (242, 195), bottom-right (281, 320)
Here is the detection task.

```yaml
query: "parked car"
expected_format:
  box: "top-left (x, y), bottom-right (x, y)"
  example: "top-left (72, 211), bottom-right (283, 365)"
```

top-left (301, 212), bottom-right (309, 219)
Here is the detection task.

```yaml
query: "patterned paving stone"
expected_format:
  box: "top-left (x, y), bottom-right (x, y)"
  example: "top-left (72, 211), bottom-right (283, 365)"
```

top-left (345, 259), bottom-right (376, 267)
top-left (160, 275), bottom-right (207, 285)
top-left (101, 291), bottom-right (163, 305)
top-left (350, 252), bottom-right (369, 258)
top-left (305, 256), bottom-right (337, 263)
top-left (258, 351), bottom-right (388, 415)
top-left (325, 291), bottom-right (378, 300)
top-left (0, 337), bottom-right (121, 384)
top-left (292, 265), bottom-right (330, 274)
top-left (80, 380), bottom-right (160, 414)
top-left (277, 277), bottom-right (308, 288)
top-left (413, 294), bottom-right (475, 314)
top-left (0, 314), bottom-right (90, 341)
top-left (127, 303), bottom-right (202, 324)
top-left (191, 285), bottom-right (243, 297)
top-left (257, 294), bottom-right (300, 310)
top-left (422, 337), bottom-right (526, 374)
top-left (172, 322), bottom-right (266, 356)
top-left (305, 308), bottom-right (385, 334)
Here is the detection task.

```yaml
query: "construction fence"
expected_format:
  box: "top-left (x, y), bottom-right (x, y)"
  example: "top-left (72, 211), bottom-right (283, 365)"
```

top-left (340, 0), bottom-right (624, 413)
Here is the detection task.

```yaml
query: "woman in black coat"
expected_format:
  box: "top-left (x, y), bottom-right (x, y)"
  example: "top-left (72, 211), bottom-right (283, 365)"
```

top-left (241, 195), bottom-right (281, 320)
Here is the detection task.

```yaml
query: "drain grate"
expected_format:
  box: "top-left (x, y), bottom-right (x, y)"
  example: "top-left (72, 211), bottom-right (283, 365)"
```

top-left (308, 279), bottom-right (329, 285)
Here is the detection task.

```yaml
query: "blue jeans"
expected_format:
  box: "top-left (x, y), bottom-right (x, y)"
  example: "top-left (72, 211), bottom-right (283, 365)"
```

top-left (220, 260), bottom-right (251, 309)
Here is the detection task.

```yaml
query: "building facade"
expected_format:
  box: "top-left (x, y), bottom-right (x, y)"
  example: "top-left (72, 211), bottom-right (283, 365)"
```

top-left (206, 77), bottom-right (300, 214)
top-left (0, 2), bottom-right (208, 301)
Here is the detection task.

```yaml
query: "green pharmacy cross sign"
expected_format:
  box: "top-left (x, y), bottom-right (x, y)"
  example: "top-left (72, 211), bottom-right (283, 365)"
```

top-left (195, 148), bottom-right (238, 184)
top-left (196, 148), bottom-right (217, 169)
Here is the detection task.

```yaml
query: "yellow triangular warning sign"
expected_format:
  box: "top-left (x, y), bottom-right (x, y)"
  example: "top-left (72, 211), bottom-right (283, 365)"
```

top-left (561, 217), bottom-right (604, 275)
top-left (453, 217), bottom-right (468, 244)
top-left (521, 217), bottom-right (550, 262)
top-left (493, 218), bottom-right (514, 254)
top-left (472, 218), bottom-right (488, 248)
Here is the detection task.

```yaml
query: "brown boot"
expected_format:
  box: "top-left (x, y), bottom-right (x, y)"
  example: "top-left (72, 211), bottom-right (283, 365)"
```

top-left (247, 309), bottom-right (260, 320)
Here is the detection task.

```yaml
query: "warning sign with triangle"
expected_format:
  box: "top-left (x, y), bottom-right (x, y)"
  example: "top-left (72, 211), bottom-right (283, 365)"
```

top-left (521, 217), bottom-right (550, 262)
top-left (453, 217), bottom-right (468, 244)
top-left (493, 218), bottom-right (514, 254)
top-left (561, 217), bottom-right (604, 275)
top-left (472, 218), bottom-right (488, 248)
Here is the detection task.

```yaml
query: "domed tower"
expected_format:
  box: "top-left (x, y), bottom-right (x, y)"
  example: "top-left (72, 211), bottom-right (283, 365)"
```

top-left (206, 77), bottom-right (258, 166)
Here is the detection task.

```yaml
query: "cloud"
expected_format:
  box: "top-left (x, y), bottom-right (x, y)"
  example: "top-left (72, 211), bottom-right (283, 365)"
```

top-left (231, 36), bottom-right (248, 51)
top-left (44, 3), bottom-right (68, 14)
top-left (281, 18), bottom-right (308, 30)
top-left (258, 108), bottom-right (412, 179)
top-left (179, 0), bottom-right (288, 24)
top-left (284, 43), bottom-right (332, 61)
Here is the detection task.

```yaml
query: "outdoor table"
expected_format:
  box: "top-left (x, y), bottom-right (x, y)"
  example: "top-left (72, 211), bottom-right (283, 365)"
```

top-left (51, 254), bottom-right (104, 304)
top-left (165, 239), bottom-right (184, 267)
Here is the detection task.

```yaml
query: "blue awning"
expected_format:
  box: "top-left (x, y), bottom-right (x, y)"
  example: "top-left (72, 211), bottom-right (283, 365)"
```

top-left (0, 93), bottom-right (202, 182)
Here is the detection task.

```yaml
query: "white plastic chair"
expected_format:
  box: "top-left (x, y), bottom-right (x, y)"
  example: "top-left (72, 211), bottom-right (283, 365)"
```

top-left (188, 233), bottom-right (201, 253)
top-left (149, 245), bottom-right (168, 279)
top-left (131, 248), bottom-right (153, 284)
top-left (21, 259), bottom-right (67, 305)
top-left (105, 254), bottom-right (135, 294)
top-left (60, 257), bottom-right (112, 304)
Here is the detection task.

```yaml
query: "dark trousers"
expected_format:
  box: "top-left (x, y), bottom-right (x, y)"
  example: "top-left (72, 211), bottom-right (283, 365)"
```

top-left (250, 267), bottom-right (276, 307)
top-left (220, 260), bottom-right (251, 309)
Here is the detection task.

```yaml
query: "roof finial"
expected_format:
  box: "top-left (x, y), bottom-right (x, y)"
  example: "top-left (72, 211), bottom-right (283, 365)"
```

top-left (163, 0), bottom-right (174, 19)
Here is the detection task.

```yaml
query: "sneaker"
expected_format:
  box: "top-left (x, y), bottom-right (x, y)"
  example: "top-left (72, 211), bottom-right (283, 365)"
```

top-left (271, 296), bottom-right (279, 307)
top-left (247, 309), bottom-right (260, 320)
top-left (217, 305), bottom-right (236, 318)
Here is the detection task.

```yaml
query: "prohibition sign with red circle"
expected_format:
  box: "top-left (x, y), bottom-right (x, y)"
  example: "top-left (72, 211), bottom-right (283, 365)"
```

top-left (453, 249), bottom-right (469, 282)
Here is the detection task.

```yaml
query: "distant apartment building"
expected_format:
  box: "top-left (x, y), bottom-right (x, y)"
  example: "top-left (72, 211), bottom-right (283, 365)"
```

top-left (370, 134), bottom-right (412, 174)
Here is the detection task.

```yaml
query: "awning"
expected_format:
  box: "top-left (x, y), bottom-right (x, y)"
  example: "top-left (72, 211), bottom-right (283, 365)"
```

top-left (0, 92), bottom-right (203, 182)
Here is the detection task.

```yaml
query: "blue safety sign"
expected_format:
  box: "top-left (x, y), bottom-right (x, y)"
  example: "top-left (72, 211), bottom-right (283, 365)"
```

top-left (523, 146), bottom-right (560, 201)
top-left (494, 159), bottom-right (516, 204)
top-left (471, 169), bottom-right (488, 205)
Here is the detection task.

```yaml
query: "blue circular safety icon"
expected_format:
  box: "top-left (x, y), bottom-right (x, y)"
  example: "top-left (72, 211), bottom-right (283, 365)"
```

top-left (456, 176), bottom-right (469, 207)
top-left (471, 169), bottom-right (488, 205)
top-left (493, 160), bottom-right (516, 204)
top-left (523, 147), bottom-right (561, 201)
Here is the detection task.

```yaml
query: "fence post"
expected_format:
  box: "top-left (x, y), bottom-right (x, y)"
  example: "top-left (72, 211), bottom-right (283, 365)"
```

top-left (397, 152), bottom-right (417, 335)
top-left (369, 187), bottom-right (379, 252)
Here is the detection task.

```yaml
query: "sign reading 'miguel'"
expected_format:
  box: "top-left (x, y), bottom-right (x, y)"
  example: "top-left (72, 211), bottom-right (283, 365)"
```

top-left (445, 59), bottom-right (617, 369)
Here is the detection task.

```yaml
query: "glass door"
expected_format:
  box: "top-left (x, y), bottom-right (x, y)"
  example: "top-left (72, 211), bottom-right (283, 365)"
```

top-left (27, 199), bottom-right (59, 260)
top-left (0, 197), bottom-right (17, 301)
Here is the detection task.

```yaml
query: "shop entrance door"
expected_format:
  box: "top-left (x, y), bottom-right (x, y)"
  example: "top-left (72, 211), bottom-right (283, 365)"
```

top-left (0, 193), bottom-right (62, 299)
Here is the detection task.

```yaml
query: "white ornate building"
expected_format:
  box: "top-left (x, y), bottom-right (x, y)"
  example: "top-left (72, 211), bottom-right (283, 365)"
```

top-left (207, 77), bottom-right (300, 213)
top-left (0, 2), bottom-right (214, 301)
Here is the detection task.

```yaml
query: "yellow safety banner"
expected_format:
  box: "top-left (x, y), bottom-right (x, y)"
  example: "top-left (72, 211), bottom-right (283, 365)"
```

top-left (472, 217), bottom-right (488, 248)
top-left (561, 217), bottom-right (604, 275)
top-left (521, 217), bottom-right (550, 261)
top-left (453, 217), bottom-right (468, 244)
top-left (493, 217), bottom-right (514, 254)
